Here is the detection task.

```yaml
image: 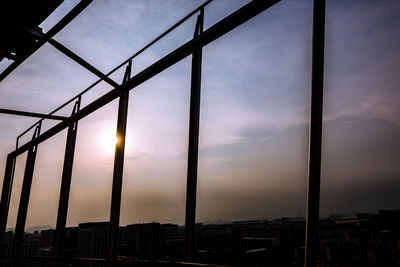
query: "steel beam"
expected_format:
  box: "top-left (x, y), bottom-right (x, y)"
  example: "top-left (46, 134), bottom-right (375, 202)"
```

top-left (53, 100), bottom-right (80, 260)
top-left (48, 39), bottom-right (119, 88)
top-left (0, 0), bottom-right (93, 83)
top-left (0, 154), bottom-right (16, 241)
top-left (9, 0), bottom-right (281, 159)
top-left (184, 10), bottom-right (203, 261)
top-left (15, 0), bottom-right (216, 145)
top-left (107, 62), bottom-right (131, 261)
top-left (0, 108), bottom-right (67, 120)
top-left (11, 124), bottom-right (41, 267)
top-left (305, 0), bottom-right (326, 267)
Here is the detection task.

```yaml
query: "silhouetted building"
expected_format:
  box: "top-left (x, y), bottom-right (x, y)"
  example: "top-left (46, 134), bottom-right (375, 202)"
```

top-left (20, 237), bottom-right (40, 267)
top-left (63, 227), bottom-right (78, 256)
top-left (0, 231), bottom-right (13, 257)
top-left (78, 222), bottom-right (109, 266)
top-left (127, 222), bottom-right (162, 259)
top-left (118, 226), bottom-right (127, 246)
top-left (39, 229), bottom-right (54, 248)
top-left (203, 225), bottom-right (234, 251)
top-left (161, 224), bottom-right (178, 241)
top-left (379, 209), bottom-right (400, 234)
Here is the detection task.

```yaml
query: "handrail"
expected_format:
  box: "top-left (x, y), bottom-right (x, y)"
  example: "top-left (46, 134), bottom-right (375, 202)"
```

top-left (11, 0), bottom-right (281, 158)
top-left (16, 0), bottom-right (214, 145)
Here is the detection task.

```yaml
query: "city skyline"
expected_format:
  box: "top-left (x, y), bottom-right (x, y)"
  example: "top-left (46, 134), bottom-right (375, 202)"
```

top-left (6, 207), bottom-right (398, 233)
top-left (3, 210), bottom-right (399, 266)
top-left (0, 0), bottom-right (399, 230)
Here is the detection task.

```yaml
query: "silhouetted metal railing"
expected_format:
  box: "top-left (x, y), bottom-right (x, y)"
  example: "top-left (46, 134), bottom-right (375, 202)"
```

top-left (0, 0), bottom-right (326, 266)
top-left (15, 0), bottom-right (215, 149)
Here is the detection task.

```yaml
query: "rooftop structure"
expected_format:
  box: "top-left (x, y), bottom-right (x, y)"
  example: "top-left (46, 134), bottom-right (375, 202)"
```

top-left (0, 0), bottom-right (326, 266)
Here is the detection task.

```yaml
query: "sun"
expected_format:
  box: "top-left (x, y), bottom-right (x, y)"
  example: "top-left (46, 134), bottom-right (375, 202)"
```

top-left (98, 128), bottom-right (118, 155)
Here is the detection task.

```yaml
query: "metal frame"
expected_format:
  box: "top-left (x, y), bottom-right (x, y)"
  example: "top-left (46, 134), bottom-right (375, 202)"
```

top-left (184, 9), bottom-right (204, 261)
top-left (0, 108), bottom-right (66, 120)
top-left (0, 0), bottom-right (326, 266)
top-left (0, 155), bottom-right (16, 241)
top-left (10, 124), bottom-right (41, 267)
top-left (53, 98), bottom-right (81, 259)
top-left (107, 60), bottom-right (132, 260)
top-left (305, 0), bottom-right (326, 266)
top-left (0, 0), bottom-right (93, 83)
top-left (48, 38), bottom-right (119, 88)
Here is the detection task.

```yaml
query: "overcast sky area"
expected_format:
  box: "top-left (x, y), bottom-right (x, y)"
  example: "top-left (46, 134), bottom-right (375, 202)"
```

top-left (0, 0), bottom-right (399, 229)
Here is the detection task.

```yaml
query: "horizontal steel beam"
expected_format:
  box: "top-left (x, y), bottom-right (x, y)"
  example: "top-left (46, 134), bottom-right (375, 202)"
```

top-left (9, 0), bottom-right (281, 158)
top-left (48, 39), bottom-right (119, 88)
top-left (0, 108), bottom-right (67, 120)
top-left (16, 0), bottom-right (216, 141)
top-left (0, 0), bottom-right (93, 83)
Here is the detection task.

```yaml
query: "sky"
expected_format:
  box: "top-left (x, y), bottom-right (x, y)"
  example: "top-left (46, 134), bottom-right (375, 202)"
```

top-left (0, 0), bottom-right (399, 229)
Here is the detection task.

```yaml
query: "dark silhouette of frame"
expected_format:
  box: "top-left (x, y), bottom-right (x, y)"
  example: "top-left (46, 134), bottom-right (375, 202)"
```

top-left (0, 0), bottom-right (325, 266)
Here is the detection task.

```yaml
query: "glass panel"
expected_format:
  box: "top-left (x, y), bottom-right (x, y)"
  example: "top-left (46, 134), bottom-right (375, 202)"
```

top-left (320, 0), bottom-right (400, 265)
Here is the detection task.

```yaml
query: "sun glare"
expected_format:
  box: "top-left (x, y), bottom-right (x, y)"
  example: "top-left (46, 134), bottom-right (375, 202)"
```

top-left (98, 129), bottom-right (118, 155)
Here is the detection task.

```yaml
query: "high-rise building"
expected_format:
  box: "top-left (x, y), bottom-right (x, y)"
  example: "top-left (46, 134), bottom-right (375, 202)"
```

top-left (0, 231), bottom-right (13, 257)
top-left (78, 222), bottom-right (109, 266)
top-left (63, 227), bottom-right (79, 256)
top-left (20, 237), bottom-right (40, 267)
top-left (40, 229), bottom-right (54, 248)
top-left (127, 222), bottom-right (162, 259)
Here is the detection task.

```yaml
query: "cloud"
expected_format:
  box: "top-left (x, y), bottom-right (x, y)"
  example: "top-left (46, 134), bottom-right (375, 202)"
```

top-left (236, 127), bottom-right (274, 142)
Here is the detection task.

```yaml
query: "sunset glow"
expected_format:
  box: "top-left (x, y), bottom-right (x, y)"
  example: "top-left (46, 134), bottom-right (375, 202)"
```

top-left (0, 0), bottom-right (399, 230)
top-left (98, 128), bottom-right (118, 156)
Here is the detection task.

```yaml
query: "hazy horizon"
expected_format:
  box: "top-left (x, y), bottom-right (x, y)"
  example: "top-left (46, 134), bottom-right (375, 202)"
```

top-left (7, 206), bottom-right (396, 233)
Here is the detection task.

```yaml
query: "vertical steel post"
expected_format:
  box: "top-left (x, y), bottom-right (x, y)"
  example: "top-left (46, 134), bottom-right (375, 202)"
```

top-left (53, 99), bottom-right (80, 260)
top-left (0, 154), bottom-right (16, 241)
top-left (107, 61), bottom-right (131, 261)
top-left (184, 10), bottom-right (204, 261)
top-left (305, 0), bottom-right (326, 267)
top-left (11, 123), bottom-right (41, 267)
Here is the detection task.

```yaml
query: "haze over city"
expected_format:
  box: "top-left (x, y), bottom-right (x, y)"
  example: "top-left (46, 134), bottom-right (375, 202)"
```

top-left (0, 0), bottom-right (399, 231)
